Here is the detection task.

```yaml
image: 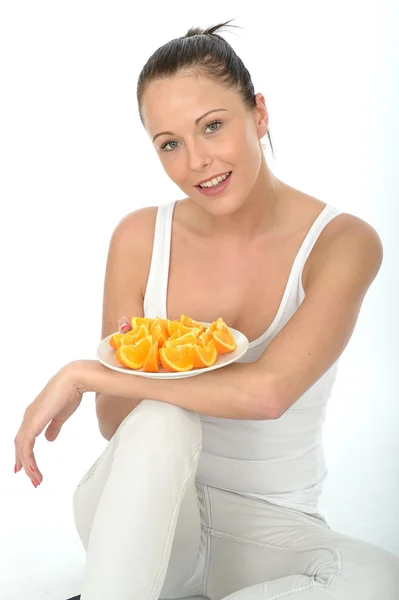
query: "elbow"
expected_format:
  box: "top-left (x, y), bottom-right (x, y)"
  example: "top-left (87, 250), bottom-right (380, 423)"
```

top-left (248, 372), bottom-right (286, 420)
top-left (256, 397), bottom-right (284, 420)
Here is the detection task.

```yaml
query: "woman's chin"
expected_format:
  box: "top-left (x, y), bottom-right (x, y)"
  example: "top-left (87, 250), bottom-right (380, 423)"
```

top-left (199, 195), bottom-right (245, 218)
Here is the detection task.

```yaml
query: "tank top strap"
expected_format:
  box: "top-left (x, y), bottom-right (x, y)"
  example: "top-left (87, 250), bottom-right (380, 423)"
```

top-left (244, 203), bottom-right (342, 348)
top-left (290, 203), bottom-right (342, 301)
top-left (143, 200), bottom-right (177, 319)
top-left (264, 203), bottom-right (342, 315)
top-left (296, 203), bottom-right (342, 266)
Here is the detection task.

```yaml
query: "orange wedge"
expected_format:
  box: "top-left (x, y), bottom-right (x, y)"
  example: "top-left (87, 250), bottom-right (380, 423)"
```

top-left (197, 330), bottom-right (213, 347)
top-left (180, 314), bottom-right (205, 330)
top-left (130, 316), bottom-right (154, 330)
top-left (121, 324), bottom-right (149, 346)
top-left (120, 333), bottom-right (138, 346)
top-left (149, 318), bottom-right (168, 347)
top-left (168, 329), bottom-right (185, 341)
top-left (209, 317), bottom-right (229, 332)
top-left (164, 331), bottom-right (197, 348)
top-left (143, 340), bottom-right (159, 372)
top-left (116, 335), bottom-right (152, 369)
top-left (109, 332), bottom-right (125, 350)
top-left (192, 343), bottom-right (218, 368)
top-left (158, 318), bottom-right (170, 332)
top-left (159, 344), bottom-right (194, 372)
top-left (211, 328), bottom-right (236, 354)
top-left (168, 321), bottom-right (193, 337)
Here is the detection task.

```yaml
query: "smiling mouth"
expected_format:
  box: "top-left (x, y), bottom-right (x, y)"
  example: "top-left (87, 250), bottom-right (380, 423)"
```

top-left (195, 171), bottom-right (232, 188)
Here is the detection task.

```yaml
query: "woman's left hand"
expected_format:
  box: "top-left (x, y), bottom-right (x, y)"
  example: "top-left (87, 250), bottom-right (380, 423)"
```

top-left (14, 362), bottom-right (84, 487)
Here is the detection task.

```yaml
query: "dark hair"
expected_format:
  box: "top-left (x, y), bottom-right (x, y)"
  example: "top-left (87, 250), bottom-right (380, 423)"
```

top-left (136, 19), bottom-right (274, 157)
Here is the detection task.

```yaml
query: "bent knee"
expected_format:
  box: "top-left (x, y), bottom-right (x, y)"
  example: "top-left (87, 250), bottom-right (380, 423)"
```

top-left (116, 399), bottom-right (202, 449)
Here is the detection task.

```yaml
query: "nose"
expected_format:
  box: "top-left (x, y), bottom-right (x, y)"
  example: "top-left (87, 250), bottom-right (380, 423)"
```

top-left (186, 138), bottom-right (212, 173)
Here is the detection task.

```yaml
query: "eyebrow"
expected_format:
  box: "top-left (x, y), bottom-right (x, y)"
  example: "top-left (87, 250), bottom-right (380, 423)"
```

top-left (152, 108), bottom-right (228, 143)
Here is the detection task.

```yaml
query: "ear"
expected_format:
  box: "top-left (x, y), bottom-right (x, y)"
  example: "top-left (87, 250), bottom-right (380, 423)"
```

top-left (254, 92), bottom-right (269, 139)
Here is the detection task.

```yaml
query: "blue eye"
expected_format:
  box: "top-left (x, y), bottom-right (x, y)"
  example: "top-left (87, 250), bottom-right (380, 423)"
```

top-left (160, 120), bottom-right (223, 152)
top-left (205, 120), bottom-right (222, 133)
top-left (160, 140), bottom-right (179, 152)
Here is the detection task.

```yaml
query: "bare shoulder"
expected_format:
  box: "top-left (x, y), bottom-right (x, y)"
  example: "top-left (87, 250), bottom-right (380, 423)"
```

top-left (281, 184), bottom-right (383, 286)
top-left (111, 205), bottom-right (159, 249)
top-left (106, 205), bottom-right (159, 300)
top-left (306, 211), bottom-right (384, 290)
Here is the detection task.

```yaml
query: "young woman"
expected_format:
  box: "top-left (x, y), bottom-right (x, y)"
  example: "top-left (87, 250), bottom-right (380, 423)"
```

top-left (14, 21), bottom-right (399, 600)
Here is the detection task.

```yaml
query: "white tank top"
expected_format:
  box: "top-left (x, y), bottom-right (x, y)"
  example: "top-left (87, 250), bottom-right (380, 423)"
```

top-left (144, 199), bottom-right (342, 515)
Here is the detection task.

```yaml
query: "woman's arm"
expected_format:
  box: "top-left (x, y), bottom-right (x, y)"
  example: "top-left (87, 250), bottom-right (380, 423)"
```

top-left (75, 214), bottom-right (383, 421)
top-left (95, 206), bottom-right (158, 439)
top-left (77, 358), bottom-right (272, 420)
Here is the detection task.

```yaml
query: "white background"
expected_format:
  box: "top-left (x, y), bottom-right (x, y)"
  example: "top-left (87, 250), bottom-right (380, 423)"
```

top-left (1, 2), bottom-right (398, 599)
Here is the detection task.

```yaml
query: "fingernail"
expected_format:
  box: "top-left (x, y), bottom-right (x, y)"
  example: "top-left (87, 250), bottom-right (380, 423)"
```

top-left (32, 481), bottom-right (37, 488)
top-left (14, 464), bottom-right (17, 474)
top-left (34, 478), bottom-right (40, 486)
top-left (120, 322), bottom-right (131, 333)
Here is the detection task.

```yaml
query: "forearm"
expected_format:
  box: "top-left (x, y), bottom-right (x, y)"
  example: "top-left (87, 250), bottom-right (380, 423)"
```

top-left (75, 359), bottom-right (279, 420)
top-left (95, 393), bottom-right (143, 440)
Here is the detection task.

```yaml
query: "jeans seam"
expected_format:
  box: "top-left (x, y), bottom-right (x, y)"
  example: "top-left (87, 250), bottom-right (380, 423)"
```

top-left (261, 580), bottom-right (318, 600)
top-left (204, 526), bottom-right (341, 587)
top-left (201, 486), bottom-right (213, 598)
top-left (206, 526), bottom-right (336, 555)
top-left (148, 444), bottom-right (202, 600)
top-left (314, 557), bottom-right (342, 587)
top-left (76, 442), bottom-right (110, 489)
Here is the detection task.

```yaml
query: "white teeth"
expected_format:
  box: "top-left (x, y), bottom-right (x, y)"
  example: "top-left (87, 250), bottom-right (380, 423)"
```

top-left (199, 172), bottom-right (230, 188)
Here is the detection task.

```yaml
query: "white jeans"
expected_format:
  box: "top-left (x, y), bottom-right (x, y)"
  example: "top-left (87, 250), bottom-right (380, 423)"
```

top-left (73, 399), bottom-right (399, 600)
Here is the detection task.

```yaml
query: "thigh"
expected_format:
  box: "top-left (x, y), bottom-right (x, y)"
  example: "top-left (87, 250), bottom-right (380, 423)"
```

top-left (160, 482), bottom-right (208, 599)
top-left (73, 401), bottom-right (206, 599)
top-left (72, 437), bottom-right (115, 550)
top-left (204, 487), bottom-right (399, 600)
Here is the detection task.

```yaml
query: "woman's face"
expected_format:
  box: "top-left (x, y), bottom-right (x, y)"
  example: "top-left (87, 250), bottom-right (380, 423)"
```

top-left (141, 73), bottom-right (269, 216)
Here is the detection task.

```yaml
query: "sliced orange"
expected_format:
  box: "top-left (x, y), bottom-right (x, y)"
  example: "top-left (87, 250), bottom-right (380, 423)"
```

top-left (192, 326), bottom-right (205, 337)
top-left (111, 313), bottom-right (234, 370)
top-left (211, 328), bottom-right (236, 354)
top-left (192, 343), bottom-right (218, 368)
top-left (130, 316), bottom-right (154, 330)
top-left (109, 332), bottom-right (125, 350)
top-left (168, 327), bottom-right (199, 342)
top-left (120, 333), bottom-right (138, 346)
top-left (164, 331), bottom-right (197, 348)
top-left (150, 317), bottom-right (165, 330)
top-left (149, 318), bottom-right (168, 347)
top-left (209, 317), bottom-right (229, 332)
top-left (143, 341), bottom-right (159, 373)
top-left (197, 329), bottom-right (214, 347)
top-left (116, 335), bottom-right (152, 369)
top-left (121, 324), bottom-right (149, 346)
top-left (158, 318), bottom-right (170, 332)
top-left (160, 344), bottom-right (194, 372)
top-left (168, 321), bottom-right (193, 337)
top-left (180, 314), bottom-right (205, 330)
top-left (168, 329), bottom-right (185, 341)
top-left (167, 320), bottom-right (178, 336)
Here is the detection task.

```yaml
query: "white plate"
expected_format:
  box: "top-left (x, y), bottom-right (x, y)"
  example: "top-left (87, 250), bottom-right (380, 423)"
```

top-left (96, 322), bottom-right (249, 379)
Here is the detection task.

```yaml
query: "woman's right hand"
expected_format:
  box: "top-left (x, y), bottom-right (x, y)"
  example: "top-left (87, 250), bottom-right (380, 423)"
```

top-left (118, 316), bottom-right (132, 334)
